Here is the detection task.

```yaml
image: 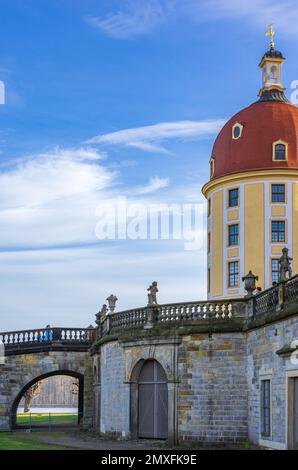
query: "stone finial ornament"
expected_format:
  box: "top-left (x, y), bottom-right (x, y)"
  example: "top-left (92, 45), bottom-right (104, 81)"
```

top-left (147, 281), bottom-right (158, 306)
top-left (242, 270), bottom-right (259, 296)
top-left (106, 294), bottom-right (118, 313)
top-left (279, 247), bottom-right (293, 281)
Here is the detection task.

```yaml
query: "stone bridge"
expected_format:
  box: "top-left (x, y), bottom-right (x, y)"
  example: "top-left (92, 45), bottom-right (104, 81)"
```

top-left (0, 327), bottom-right (95, 431)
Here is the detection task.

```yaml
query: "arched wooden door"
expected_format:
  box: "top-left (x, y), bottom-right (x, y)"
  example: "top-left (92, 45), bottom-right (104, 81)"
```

top-left (138, 360), bottom-right (168, 439)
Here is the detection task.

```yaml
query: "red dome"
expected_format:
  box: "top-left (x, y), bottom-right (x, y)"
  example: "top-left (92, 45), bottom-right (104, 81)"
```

top-left (211, 100), bottom-right (298, 179)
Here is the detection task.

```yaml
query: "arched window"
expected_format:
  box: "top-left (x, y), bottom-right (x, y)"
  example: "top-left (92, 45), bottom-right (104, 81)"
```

top-left (273, 141), bottom-right (287, 161)
top-left (270, 65), bottom-right (277, 82)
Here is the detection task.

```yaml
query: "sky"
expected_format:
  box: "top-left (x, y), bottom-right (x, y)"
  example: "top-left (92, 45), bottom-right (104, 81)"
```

top-left (1, 0), bottom-right (298, 330)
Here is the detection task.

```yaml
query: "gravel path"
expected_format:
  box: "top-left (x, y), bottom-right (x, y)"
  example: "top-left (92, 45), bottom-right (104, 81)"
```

top-left (26, 430), bottom-right (169, 450)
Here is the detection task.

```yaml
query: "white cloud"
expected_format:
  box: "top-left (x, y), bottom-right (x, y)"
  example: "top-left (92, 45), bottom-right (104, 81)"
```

top-left (133, 176), bottom-right (169, 195)
top-left (86, 119), bottom-right (225, 154)
top-left (0, 146), bottom-right (116, 250)
top-left (85, 0), bottom-right (173, 39)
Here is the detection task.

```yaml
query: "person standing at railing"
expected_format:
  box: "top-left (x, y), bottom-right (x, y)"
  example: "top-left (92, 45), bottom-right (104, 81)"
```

top-left (39, 325), bottom-right (53, 342)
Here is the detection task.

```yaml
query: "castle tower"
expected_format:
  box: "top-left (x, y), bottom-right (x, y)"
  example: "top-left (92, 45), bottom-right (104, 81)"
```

top-left (202, 27), bottom-right (298, 300)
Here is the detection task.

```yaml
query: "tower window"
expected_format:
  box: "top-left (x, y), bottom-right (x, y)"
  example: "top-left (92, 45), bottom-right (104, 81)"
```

top-left (271, 220), bottom-right (286, 242)
top-left (271, 184), bottom-right (286, 203)
top-left (261, 379), bottom-right (271, 437)
top-left (228, 224), bottom-right (239, 246)
top-left (207, 232), bottom-right (211, 253)
top-left (207, 268), bottom-right (211, 293)
top-left (208, 198), bottom-right (211, 216)
top-left (232, 123), bottom-right (243, 140)
top-left (271, 258), bottom-right (280, 284)
top-left (273, 141), bottom-right (287, 161)
top-left (228, 188), bottom-right (239, 207)
top-left (210, 158), bottom-right (215, 178)
top-left (228, 261), bottom-right (239, 287)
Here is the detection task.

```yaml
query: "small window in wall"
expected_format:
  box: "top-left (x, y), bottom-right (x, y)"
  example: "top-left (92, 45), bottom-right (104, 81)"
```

top-left (228, 188), bottom-right (239, 207)
top-left (232, 123), bottom-right (243, 140)
top-left (273, 141), bottom-right (287, 161)
top-left (207, 232), bottom-right (211, 253)
top-left (261, 379), bottom-right (271, 437)
top-left (228, 224), bottom-right (239, 246)
top-left (208, 198), bottom-right (211, 217)
top-left (271, 184), bottom-right (286, 203)
top-left (207, 268), bottom-right (211, 293)
top-left (271, 258), bottom-right (280, 284)
top-left (271, 220), bottom-right (286, 242)
top-left (210, 158), bottom-right (215, 178)
top-left (228, 261), bottom-right (239, 287)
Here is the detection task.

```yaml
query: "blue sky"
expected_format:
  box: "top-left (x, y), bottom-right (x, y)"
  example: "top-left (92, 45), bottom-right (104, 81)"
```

top-left (1, 0), bottom-right (298, 330)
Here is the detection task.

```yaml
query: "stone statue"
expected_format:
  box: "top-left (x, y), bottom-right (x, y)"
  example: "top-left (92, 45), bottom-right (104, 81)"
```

top-left (106, 294), bottom-right (118, 313)
top-left (147, 281), bottom-right (158, 306)
top-left (101, 304), bottom-right (108, 316)
top-left (242, 270), bottom-right (259, 296)
top-left (279, 247), bottom-right (293, 281)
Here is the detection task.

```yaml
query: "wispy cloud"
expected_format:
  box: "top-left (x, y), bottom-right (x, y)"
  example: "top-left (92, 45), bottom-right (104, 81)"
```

top-left (85, 0), bottom-right (173, 39)
top-left (133, 176), bottom-right (169, 195)
top-left (0, 146), bottom-right (112, 211)
top-left (86, 119), bottom-right (225, 154)
top-left (86, 0), bottom-right (298, 39)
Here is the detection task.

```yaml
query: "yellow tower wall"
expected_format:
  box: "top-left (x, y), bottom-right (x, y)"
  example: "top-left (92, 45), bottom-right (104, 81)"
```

top-left (211, 190), bottom-right (223, 297)
top-left (244, 183), bottom-right (265, 288)
top-left (293, 183), bottom-right (298, 276)
top-left (203, 170), bottom-right (298, 300)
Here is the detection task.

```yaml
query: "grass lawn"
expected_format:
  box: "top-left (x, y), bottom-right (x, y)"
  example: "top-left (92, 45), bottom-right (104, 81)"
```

top-left (0, 432), bottom-right (70, 450)
top-left (16, 413), bottom-right (78, 426)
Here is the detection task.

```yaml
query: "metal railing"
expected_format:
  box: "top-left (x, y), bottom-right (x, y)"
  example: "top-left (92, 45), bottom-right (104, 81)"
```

top-left (252, 274), bottom-right (298, 315)
top-left (11, 412), bottom-right (82, 430)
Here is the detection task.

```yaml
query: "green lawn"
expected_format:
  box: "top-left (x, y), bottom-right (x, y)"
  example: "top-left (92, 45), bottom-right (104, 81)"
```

top-left (0, 432), bottom-right (70, 450)
top-left (16, 413), bottom-right (78, 426)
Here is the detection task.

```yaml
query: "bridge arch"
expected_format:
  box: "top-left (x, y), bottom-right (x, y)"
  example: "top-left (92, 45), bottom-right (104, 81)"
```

top-left (0, 349), bottom-right (93, 431)
top-left (10, 369), bottom-right (84, 428)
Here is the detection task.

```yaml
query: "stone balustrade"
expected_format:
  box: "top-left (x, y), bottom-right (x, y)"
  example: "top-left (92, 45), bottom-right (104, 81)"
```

top-left (99, 299), bottom-right (248, 336)
top-left (0, 327), bottom-right (95, 354)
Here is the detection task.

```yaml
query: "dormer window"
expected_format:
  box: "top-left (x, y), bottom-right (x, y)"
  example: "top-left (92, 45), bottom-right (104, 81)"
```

top-left (232, 123), bottom-right (243, 140)
top-left (273, 140), bottom-right (287, 161)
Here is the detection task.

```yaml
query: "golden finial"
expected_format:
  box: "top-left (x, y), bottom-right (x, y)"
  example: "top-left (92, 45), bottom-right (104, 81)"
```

top-left (266, 23), bottom-right (275, 49)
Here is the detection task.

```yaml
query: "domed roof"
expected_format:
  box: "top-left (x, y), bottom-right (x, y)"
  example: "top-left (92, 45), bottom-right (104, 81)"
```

top-left (262, 48), bottom-right (285, 60)
top-left (211, 100), bottom-right (298, 180)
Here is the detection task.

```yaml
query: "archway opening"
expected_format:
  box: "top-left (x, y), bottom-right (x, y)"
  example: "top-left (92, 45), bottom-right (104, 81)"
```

top-left (11, 370), bottom-right (84, 430)
top-left (135, 359), bottom-right (168, 440)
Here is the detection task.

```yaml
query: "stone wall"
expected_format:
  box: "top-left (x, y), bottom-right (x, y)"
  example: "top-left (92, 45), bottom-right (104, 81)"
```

top-left (0, 350), bottom-right (93, 431)
top-left (247, 315), bottom-right (298, 449)
top-left (178, 333), bottom-right (248, 443)
top-left (95, 331), bottom-right (248, 444)
top-left (99, 341), bottom-right (130, 437)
